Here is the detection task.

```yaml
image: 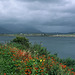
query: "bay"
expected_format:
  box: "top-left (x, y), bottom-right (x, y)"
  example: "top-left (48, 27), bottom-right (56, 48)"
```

top-left (0, 36), bottom-right (75, 59)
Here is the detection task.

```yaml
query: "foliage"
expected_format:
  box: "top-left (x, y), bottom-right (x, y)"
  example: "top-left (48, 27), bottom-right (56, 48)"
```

top-left (11, 36), bottom-right (30, 48)
top-left (30, 43), bottom-right (50, 56)
top-left (0, 43), bottom-right (75, 75)
top-left (60, 58), bottom-right (75, 71)
top-left (0, 37), bottom-right (75, 75)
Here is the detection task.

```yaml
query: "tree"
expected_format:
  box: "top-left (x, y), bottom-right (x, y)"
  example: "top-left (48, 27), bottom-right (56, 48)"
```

top-left (11, 36), bottom-right (30, 48)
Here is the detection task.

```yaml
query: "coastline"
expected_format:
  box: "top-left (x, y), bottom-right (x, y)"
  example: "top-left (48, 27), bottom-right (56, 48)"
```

top-left (0, 33), bottom-right (75, 37)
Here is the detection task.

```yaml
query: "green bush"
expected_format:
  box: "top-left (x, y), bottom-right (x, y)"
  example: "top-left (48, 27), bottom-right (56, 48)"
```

top-left (60, 58), bottom-right (75, 66)
top-left (30, 43), bottom-right (51, 57)
top-left (11, 36), bottom-right (30, 48)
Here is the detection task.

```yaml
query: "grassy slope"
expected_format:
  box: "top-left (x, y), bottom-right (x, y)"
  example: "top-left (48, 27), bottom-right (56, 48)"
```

top-left (0, 43), bottom-right (75, 75)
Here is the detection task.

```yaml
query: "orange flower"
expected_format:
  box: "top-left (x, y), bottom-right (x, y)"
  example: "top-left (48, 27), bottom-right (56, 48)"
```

top-left (3, 53), bottom-right (4, 54)
top-left (50, 65), bottom-right (52, 66)
top-left (52, 61), bottom-right (54, 63)
top-left (62, 65), bottom-right (66, 69)
top-left (60, 63), bottom-right (62, 65)
top-left (39, 56), bottom-right (42, 58)
top-left (51, 57), bottom-right (54, 59)
top-left (29, 71), bottom-right (32, 74)
top-left (48, 56), bottom-right (50, 59)
top-left (36, 57), bottom-right (39, 59)
top-left (8, 52), bottom-right (10, 54)
top-left (40, 70), bottom-right (44, 72)
top-left (28, 69), bottom-right (30, 72)
top-left (42, 55), bottom-right (45, 57)
top-left (25, 69), bottom-right (28, 71)
top-left (71, 71), bottom-right (75, 74)
top-left (11, 57), bottom-right (13, 58)
top-left (4, 73), bottom-right (6, 75)
top-left (40, 67), bottom-right (44, 69)
top-left (24, 61), bottom-right (26, 62)
top-left (25, 69), bottom-right (31, 74)
top-left (25, 72), bottom-right (28, 74)
top-left (64, 65), bottom-right (66, 68)
top-left (68, 69), bottom-right (71, 71)
top-left (23, 58), bottom-right (25, 60)
top-left (13, 54), bottom-right (16, 57)
top-left (36, 71), bottom-right (38, 73)
top-left (20, 52), bottom-right (23, 55)
top-left (30, 67), bottom-right (32, 69)
top-left (35, 67), bottom-right (39, 70)
top-left (15, 64), bottom-right (18, 66)
top-left (42, 62), bottom-right (44, 65)
top-left (13, 59), bottom-right (15, 61)
top-left (25, 58), bottom-right (28, 61)
top-left (20, 61), bottom-right (23, 63)
top-left (29, 56), bottom-right (32, 60)
top-left (11, 51), bottom-right (15, 53)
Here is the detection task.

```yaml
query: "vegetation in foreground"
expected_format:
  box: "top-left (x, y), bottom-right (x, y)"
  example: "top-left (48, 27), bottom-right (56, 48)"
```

top-left (0, 36), bottom-right (75, 75)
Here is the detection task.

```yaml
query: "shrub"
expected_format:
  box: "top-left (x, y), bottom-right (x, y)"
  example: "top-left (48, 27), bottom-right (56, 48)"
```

top-left (11, 36), bottom-right (30, 48)
top-left (30, 43), bottom-right (50, 57)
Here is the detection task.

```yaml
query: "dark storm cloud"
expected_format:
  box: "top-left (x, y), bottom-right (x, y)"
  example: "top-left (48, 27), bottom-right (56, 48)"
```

top-left (0, 0), bottom-right (75, 32)
top-left (43, 15), bottom-right (75, 26)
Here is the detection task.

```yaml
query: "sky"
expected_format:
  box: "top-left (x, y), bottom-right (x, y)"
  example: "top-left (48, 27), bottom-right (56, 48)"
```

top-left (0, 0), bottom-right (75, 33)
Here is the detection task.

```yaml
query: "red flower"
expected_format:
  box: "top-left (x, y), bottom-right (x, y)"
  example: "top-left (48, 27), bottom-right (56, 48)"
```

top-left (71, 68), bottom-right (74, 70)
top-left (64, 65), bottom-right (66, 68)
top-left (62, 65), bottom-right (66, 69)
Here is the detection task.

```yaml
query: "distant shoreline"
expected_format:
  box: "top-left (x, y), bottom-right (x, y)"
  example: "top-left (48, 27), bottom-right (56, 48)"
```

top-left (0, 33), bottom-right (75, 37)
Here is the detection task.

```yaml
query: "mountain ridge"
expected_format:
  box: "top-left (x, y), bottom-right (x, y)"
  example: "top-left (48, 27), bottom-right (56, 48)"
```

top-left (0, 26), bottom-right (42, 34)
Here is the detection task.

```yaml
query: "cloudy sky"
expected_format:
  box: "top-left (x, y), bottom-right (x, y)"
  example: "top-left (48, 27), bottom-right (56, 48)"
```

top-left (0, 0), bottom-right (75, 33)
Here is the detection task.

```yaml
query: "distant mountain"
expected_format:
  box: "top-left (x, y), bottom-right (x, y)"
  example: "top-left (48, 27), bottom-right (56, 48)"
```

top-left (0, 26), bottom-right (13, 34)
top-left (43, 32), bottom-right (75, 34)
top-left (18, 27), bottom-right (42, 34)
top-left (68, 32), bottom-right (75, 34)
top-left (0, 26), bottom-right (42, 34)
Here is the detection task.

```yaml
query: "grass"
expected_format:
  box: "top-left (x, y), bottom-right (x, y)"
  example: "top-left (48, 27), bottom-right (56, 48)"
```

top-left (0, 42), bottom-right (75, 75)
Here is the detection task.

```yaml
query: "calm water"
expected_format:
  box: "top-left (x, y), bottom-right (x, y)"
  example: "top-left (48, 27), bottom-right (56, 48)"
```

top-left (0, 36), bottom-right (75, 59)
